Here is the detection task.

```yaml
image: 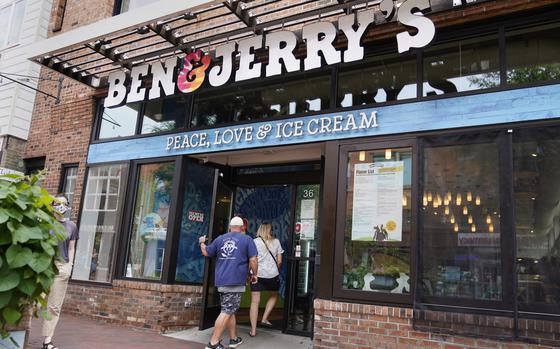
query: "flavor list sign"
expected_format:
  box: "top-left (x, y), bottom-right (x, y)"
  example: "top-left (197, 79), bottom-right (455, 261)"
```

top-left (166, 111), bottom-right (379, 153)
top-left (351, 162), bottom-right (404, 242)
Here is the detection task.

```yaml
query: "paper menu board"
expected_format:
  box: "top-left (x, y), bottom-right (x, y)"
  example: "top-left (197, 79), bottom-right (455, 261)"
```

top-left (351, 161), bottom-right (404, 242)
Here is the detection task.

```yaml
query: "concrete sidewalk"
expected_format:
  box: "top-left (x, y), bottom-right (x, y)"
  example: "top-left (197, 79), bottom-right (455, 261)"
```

top-left (166, 324), bottom-right (313, 349)
top-left (28, 314), bottom-right (204, 349)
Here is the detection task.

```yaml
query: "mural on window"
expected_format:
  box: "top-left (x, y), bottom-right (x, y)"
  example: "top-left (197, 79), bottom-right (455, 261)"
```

top-left (342, 148), bottom-right (412, 294)
top-left (126, 162), bottom-right (175, 280)
top-left (175, 162), bottom-right (215, 283)
top-left (421, 137), bottom-right (502, 301)
top-left (73, 164), bottom-right (128, 282)
top-left (514, 127), bottom-right (560, 313)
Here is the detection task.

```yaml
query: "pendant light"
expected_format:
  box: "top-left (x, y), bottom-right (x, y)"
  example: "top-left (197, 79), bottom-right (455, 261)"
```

top-left (454, 224), bottom-right (459, 233)
top-left (456, 193), bottom-right (462, 206)
top-left (468, 215), bottom-right (473, 224)
top-left (359, 151), bottom-right (366, 162)
top-left (463, 206), bottom-right (468, 215)
top-left (475, 195), bottom-right (481, 206)
top-left (385, 149), bottom-right (392, 160)
top-left (486, 214), bottom-right (492, 224)
top-left (450, 215), bottom-right (455, 224)
top-left (489, 224), bottom-right (494, 233)
top-left (471, 224), bottom-right (476, 233)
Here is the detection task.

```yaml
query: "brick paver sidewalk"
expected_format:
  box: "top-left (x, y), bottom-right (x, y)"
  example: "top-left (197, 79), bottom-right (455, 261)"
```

top-left (28, 314), bottom-right (204, 349)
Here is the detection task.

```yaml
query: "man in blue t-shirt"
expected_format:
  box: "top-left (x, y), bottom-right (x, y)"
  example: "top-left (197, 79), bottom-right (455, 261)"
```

top-left (199, 216), bottom-right (258, 349)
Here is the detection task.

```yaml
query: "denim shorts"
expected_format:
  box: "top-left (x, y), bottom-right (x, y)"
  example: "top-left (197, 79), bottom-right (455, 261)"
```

top-left (219, 292), bottom-right (242, 315)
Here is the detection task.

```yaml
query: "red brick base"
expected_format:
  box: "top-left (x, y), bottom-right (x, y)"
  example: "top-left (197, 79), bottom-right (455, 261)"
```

top-left (63, 280), bottom-right (203, 333)
top-left (313, 299), bottom-right (559, 349)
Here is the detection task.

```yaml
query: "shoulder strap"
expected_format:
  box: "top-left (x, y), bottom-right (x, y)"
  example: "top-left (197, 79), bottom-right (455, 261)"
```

top-left (259, 237), bottom-right (280, 271)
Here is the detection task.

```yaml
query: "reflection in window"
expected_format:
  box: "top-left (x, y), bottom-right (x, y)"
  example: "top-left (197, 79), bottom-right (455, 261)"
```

top-left (126, 162), bottom-right (175, 280)
top-left (338, 54), bottom-right (417, 107)
top-left (342, 148), bottom-right (412, 294)
top-left (423, 35), bottom-right (500, 96)
top-left (141, 96), bottom-right (188, 134)
top-left (175, 162), bottom-right (215, 283)
top-left (506, 23), bottom-right (560, 85)
top-left (98, 104), bottom-right (140, 139)
top-left (73, 164), bottom-right (129, 283)
top-left (421, 137), bottom-right (502, 301)
top-left (514, 127), bottom-right (560, 313)
top-left (191, 73), bottom-right (330, 128)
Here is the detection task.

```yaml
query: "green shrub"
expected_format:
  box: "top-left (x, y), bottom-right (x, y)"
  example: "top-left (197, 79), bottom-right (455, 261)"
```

top-left (0, 173), bottom-right (66, 340)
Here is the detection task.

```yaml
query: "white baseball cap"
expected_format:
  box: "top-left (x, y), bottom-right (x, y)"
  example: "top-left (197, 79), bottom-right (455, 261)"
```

top-left (229, 216), bottom-right (244, 227)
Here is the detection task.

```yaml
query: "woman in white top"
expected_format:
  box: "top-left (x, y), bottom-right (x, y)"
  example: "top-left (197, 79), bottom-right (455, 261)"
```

top-left (249, 223), bottom-right (284, 337)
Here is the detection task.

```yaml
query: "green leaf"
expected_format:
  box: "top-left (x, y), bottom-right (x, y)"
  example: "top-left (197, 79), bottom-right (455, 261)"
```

top-left (6, 245), bottom-right (33, 268)
top-left (5, 208), bottom-right (23, 222)
top-left (12, 225), bottom-right (44, 243)
top-left (17, 278), bottom-right (36, 296)
top-left (2, 307), bottom-right (22, 325)
top-left (40, 240), bottom-right (55, 256)
top-left (0, 271), bottom-right (20, 292)
top-left (28, 253), bottom-right (52, 273)
top-left (0, 209), bottom-right (9, 224)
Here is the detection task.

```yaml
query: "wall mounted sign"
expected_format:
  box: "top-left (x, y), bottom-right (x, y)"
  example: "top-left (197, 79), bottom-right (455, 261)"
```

top-left (87, 84), bottom-right (560, 164)
top-left (105, 0), bottom-right (437, 107)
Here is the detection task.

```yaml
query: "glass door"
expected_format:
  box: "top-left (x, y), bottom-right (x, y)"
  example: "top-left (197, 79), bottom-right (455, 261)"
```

top-left (199, 178), bottom-right (234, 330)
top-left (284, 184), bottom-right (320, 336)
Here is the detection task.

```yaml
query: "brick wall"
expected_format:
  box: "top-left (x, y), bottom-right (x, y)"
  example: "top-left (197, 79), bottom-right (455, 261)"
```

top-left (0, 136), bottom-right (26, 172)
top-left (314, 299), bottom-right (559, 349)
top-left (63, 280), bottom-right (203, 333)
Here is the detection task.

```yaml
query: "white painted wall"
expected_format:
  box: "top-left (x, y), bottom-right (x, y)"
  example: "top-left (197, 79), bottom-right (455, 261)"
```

top-left (0, 0), bottom-right (52, 140)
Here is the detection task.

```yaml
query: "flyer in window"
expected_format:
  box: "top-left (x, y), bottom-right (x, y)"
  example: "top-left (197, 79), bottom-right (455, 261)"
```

top-left (351, 161), bottom-right (404, 242)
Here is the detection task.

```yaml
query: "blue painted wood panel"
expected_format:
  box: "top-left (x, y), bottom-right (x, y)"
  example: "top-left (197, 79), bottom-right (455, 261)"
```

top-left (88, 84), bottom-right (560, 164)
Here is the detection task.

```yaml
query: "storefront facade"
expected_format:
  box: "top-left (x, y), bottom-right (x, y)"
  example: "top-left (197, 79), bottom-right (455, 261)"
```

top-left (25, 0), bottom-right (560, 347)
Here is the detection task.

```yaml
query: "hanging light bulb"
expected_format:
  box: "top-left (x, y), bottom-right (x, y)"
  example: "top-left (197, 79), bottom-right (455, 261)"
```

top-left (454, 223), bottom-right (459, 233)
top-left (444, 206), bottom-right (450, 215)
top-left (456, 193), bottom-right (462, 206)
top-left (467, 192), bottom-right (473, 202)
top-left (450, 215), bottom-right (455, 224)
top-left (468, 215), bottom-right (473, 224)
top-left (385, 149), bottom-right (392, 160)
top-left (436, 194), bottom-right (442, 207)
top-left (486, 215), bottom-right (492, 224)
top-left (463, 206), bottom-right (468, 215)
top-left (446, 192), bottom-right (452, 202)
top-left (423, 195), bottom-right (428, 207)
top-left (359, 151), bottom-right (366, 162)
top-left (427, 192), bottom-right (433, 202)
top-left (489, 224), bottom-right (494, 233)
top-left (402, 195), bottom-right (408, 207)
top-left (475, 195), bottom-right (481, 206)
top-left (471, 224), bottom-right (476, 233)
top-left (433, 200), bottom-right (439, 209)
top-left (443, 197), bottom-right (450, 206)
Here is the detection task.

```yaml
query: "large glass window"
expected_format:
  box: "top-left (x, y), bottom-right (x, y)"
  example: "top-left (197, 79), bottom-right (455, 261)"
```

top-left (421, 136), bottom-right (502, 301)
top-left (342, 148), bottom-right (412, 295)
top-left (98, 103), bottom-right (140, 139)
top-left (73, 164), bottom-right (129, 283)
top-left (514, 126), bottom-right (560, 313)
top-left (0, 0), bottom-right (26, 48)
top-left (141, 96), bottom-right (188, 134)
top-left (191, 73), bottom-right (331, 128)
top-left (506, 23), bottom-right (560, 86)
top-left (423, 35), bottom-right (500, 96)
top-left (338, 54), bottom-right (417, 107)
top-left (175, 162), bottom-right (215, 283)
top-left (126, 162), bottom-right (175, 280)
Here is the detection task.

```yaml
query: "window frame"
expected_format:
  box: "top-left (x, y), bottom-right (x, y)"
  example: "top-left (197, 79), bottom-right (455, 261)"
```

top-left (58, 163), bottom-right (79, 215)
top-left (416, 131), bottom-right (516, 311)
top-left (0, 0), bottom-right (26, 49)
top-left (71, 161), bottom-right (131, 285)
top-left (117, 156), bottom-right (183, 283)
top-left (332, 138), bottom-right (419, 305)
